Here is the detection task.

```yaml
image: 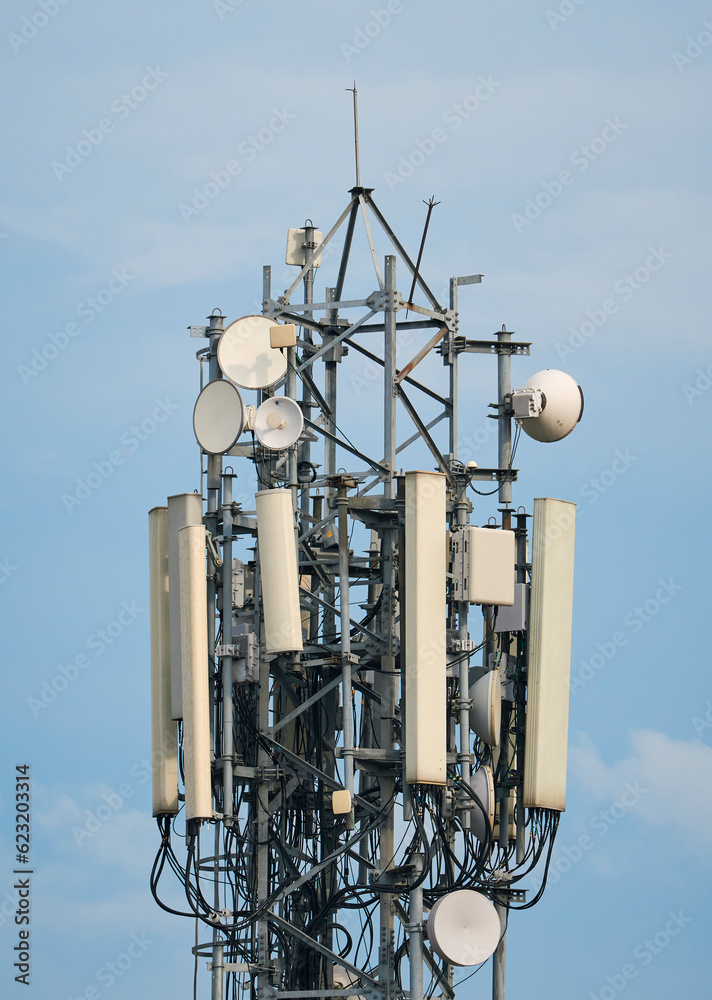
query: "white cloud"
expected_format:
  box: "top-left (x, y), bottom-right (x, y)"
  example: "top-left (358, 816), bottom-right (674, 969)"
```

top-left (35, 784), bottom-right (158, 874)
top-left (570, 729), bottom-right (712, 851)
top-left (27, 784), bottom-right (187, 938)
top-left (34, 789), bottom-right (85, 829)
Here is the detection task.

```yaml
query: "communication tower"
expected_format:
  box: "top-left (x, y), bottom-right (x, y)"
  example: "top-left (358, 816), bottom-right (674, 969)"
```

top-left (148, 176), bottom-right (583, 1000)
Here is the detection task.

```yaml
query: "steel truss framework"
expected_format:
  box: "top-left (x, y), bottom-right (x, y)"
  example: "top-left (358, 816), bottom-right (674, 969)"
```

top-left (150, 187), bottom-right (562, 1000)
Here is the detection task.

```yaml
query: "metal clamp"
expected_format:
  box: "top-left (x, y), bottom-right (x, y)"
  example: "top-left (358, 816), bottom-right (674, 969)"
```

top-left (206, 532), bottom-right (223, 567)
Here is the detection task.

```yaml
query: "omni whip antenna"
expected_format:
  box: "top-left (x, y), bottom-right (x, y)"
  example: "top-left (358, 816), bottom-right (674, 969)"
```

top-left (346, 82), bottom-right (361, 187)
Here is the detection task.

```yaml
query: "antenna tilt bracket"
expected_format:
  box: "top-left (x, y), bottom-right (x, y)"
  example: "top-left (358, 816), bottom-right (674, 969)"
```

top-left (467, 468), bottom-right (519, 483)
top-left (443, 337), bottom-right (531, 357)
top-left (495, 887), bottom-right (528, 903)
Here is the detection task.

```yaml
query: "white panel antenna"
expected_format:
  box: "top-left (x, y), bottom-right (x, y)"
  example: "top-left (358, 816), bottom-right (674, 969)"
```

top-left (255, 489), bottom-right (304, 653)
top-left (148, 506), bottom-right (179, 817)
top-left (524, 498), bottom-right (576, 810)
top-left (254, 396), bottom-right (304, 450)
top-left (167, 492), bottom-right (203, 720)
top-left (286, 227), bottom-right (323, 267)
top-left (404, 471), bottom-right (447, 786)
top-left (332, 789), bottom-right (352, 815)
top-left (178, 524), bottom-right (213, 822)
top-left (451, 527), bottom-right (515, 606)
top-left (217, 314), bottom-right (288, 390)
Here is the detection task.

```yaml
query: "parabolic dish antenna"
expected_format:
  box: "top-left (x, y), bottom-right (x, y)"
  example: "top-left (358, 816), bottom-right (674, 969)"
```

top-left (426, 890), bottom-right (501, 967)
top-left (469, 765), bottom-right (495, 843)
top-left (514, 369), bottom-right (583, 442)
top-left (254, 396), bottom-right (304, 450)
top-left (193, 379), bottom-right (245, 455)
top-left (469, 668), bottom-right (501, 747)
top-left (217, 315), bottom-right (288, 390)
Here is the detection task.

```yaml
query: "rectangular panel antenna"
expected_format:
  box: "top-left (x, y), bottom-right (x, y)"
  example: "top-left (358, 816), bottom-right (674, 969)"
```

top-left (404, 471), bottom-right (447, 785)
top-left (179, 524), bottom-right (213, 822)
top-left (524, 498), bottom-right (576, 810)
top-left (167, 492), bottom-right (203, 719)
top-left (148, 506), bottom-right (179, 816)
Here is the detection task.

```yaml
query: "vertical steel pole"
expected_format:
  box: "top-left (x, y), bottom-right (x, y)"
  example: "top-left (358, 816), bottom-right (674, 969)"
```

top-left (262, 265), bottom-right (271, 311)
top-left (493, 901), bottom-right (507, 1000)
top-left (299, 229), bottom-right (315, 518)
top-left (450, 277), bottom-right (473, 830)
top-left (221, 473), bottom-right (234, 824)
top-left (303, 224), bottom-right (315, 309)
top-left (384, 257), bottom-right (397, 501)
top-left (206, 313), bottom-right (224, 700)
top-left (378, 255), bottom-right (398, 998)
top-left (455, 499), bottom-right (471, 830)
top-left (206, 312), bottom-right (224, 1000)
top-left (212, 818), bottom-right (224, 1000)
top-left (409, 854), bottom-right (424, 1000)
top-left (352, 86), bottom-right (361, 187)
top-left (449, 278), bottom-right (459, 460)
top-left (282, 260), bottom-right (298, 499)
top-left (258, 275), bottom-right (271, 999)
top-left (495, 325), bottom-right (513, 1000)
top-left (324, 287), bottom-right (338, 484)
top-left (323, 287), bottom-right (338, 644)
top-left (257, 611), bottom-right (271, 999)
top-left (515, 511), bottom-right (528, 864)
top-left (337, 484), bottom-right (354, 812)
top-left (497, 326), bottom-right (512, 507)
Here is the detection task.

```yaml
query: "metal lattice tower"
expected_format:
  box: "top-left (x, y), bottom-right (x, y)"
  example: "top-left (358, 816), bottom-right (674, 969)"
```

top-left (148, 183), bottom-right (581, 1000)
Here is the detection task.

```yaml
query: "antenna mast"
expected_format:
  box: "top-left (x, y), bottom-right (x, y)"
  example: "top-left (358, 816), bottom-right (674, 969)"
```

top-left (346, 83), bottom-right (361, 187)
top-left (148, 168), bottom-right (583, 1000)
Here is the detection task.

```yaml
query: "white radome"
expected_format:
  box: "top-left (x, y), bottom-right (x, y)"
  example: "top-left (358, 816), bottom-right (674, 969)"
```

top-left (254, 396), bottom-right (304, 450)
top-left (427, 889), bottom-right (502, 966)
top-left (515, 369), bottom-right (583, 442)
top-left (217, 314), bottom-right (288, 390)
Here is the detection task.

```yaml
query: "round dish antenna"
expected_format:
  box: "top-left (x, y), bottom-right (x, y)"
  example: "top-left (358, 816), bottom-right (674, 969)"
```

top-left (512, 369), bottom-right (583, 442)
top-left (469, 765), bottom-right (495, 843)
top-left (217, 315), bottom-right (288, 390)
top-left (254, 397), bottom-right (304, 450)
top-left (469, 668), bottom-right (501, 747)
top-left (426, 889), bottom-right (501, 966)
top-left (193, 379), bottom-right (245, 455)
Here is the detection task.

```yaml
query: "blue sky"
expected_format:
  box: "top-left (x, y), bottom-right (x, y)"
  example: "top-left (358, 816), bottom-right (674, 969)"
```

top-left (1, 0), bottom-right (711, 997)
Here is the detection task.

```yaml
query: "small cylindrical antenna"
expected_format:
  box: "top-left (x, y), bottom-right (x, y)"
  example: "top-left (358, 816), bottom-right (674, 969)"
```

top-left (346, 83), bottom-right (361, 187)
top-left (406, 197), bottom-right (440, 314)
